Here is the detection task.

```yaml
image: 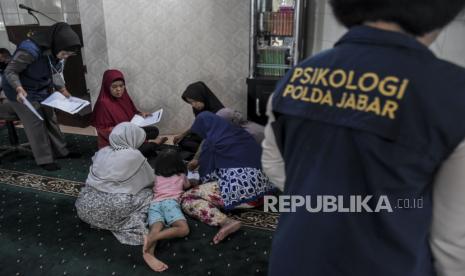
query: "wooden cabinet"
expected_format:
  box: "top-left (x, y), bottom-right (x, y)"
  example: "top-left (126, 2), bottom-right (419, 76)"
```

top-left (246, 77), bottom-right (281, 125)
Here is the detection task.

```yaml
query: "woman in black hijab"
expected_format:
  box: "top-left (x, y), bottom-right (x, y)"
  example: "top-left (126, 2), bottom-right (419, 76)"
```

top-left (2, 22), bottom-right (82, 171)
top-left (173, 82), bottom-right (225, 152)
top-left (181, 81), bottom-right (224, 116)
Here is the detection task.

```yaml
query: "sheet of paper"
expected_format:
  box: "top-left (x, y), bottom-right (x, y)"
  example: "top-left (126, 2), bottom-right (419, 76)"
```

top-left (130, 108), bottom-right (163, 127)
top-left (41, 92), bottom-right (90, 114)
top-left (20, 94), bottom-right (43, 120)
top-left (187, 170), bottom-right (200, 180)
top-left (130, 115), bottom-right (145, 126)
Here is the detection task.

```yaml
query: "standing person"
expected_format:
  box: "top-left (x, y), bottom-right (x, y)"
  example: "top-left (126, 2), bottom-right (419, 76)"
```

top-left (2, 22), bottom-right (81, 170)
top-left (91, 69), bottom-right (166, 156)
top-left (173, 81), bottom-right (225, 153)
top-left (75, 122), bottom-right (155, 245)
top-left (143, 150), bottom-right (192, 272)
top-left (181, 112), bottom-right (274, 244)
top-left (262, 1), bottom-right (465, 276)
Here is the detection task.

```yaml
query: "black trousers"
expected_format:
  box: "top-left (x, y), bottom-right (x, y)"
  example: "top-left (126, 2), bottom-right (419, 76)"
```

top-left (178, 132), bottom-right (202, 153)
top-left (139, 126), bottom-right (159, 158)
top-left (142, 126), bottom-right (159, 140)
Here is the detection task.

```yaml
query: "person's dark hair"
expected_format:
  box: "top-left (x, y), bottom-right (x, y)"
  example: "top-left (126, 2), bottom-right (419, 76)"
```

top-left (154, 149), bottom-right (187, 177)
top-left (181, 81), bottom-right (225, 116)
top-left (0, 48), bottom-right (11, 57)
top-left (330, 0), bottom-right (465, 36)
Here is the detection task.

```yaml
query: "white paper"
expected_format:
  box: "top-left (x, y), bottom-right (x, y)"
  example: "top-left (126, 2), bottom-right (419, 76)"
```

top-left (130, 115), bottom-right (145, 126)
top-left (20, 94), bottom-right (43, 120)
top-left (130, 108), bottom-right (163, 127)
top-left (187, 170), bottom-right (200, 180)
top-left (41, 92), bottom-right (90, 115)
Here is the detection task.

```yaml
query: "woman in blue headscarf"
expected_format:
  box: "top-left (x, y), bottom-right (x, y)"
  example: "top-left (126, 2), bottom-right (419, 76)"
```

top-left (181, 111), bottom-right (274, 244)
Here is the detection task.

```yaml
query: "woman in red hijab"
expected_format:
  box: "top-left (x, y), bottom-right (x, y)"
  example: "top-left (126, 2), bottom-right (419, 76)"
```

top-left (91, 69), bottom-right (166, 155)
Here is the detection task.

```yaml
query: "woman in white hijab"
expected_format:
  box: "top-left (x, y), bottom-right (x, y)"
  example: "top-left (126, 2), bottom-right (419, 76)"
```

top-left (75, 122), bottom-right (155, 245)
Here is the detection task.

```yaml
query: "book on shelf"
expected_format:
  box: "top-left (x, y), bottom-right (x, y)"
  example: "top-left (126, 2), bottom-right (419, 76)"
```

top-left (267, 12), bottom-right (272, 33)
top-left (272, 12), bottom-right (278, 35)
top-left (257, 47), bottom-right (289, 77)
top-left (260, 9), bottom-right (294, 36)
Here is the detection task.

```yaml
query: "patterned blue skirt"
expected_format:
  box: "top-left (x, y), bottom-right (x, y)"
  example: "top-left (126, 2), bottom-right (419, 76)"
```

top-left (201, 167), bottom-right (274, 210)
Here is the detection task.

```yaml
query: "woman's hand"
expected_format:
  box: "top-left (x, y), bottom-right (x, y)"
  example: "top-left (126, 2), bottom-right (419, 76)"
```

top-left (16, 86), bottom-right (28, 103)
top-left (59, 87), bottom-right (71, 98)
top-left (140, 112), bottom-right (152, 118)
top-left (173, 134), bottom-right (185, 145)
top-left (187, 159), bottom-right (199, 171)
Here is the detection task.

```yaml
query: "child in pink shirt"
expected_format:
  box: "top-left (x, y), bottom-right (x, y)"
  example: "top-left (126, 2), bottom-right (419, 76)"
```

top-left (143, 150), bottom-right (192, 272)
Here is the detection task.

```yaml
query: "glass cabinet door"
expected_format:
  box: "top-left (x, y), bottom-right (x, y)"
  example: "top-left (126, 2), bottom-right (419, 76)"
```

top-left (250, 0), bottom-right (305, 78)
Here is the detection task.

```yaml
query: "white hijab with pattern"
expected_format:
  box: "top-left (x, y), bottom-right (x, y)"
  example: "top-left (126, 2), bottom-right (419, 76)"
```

top-left (86, 122), bottom-right (155, 194)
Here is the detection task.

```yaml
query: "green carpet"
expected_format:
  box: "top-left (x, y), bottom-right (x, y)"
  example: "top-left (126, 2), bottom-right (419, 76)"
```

top-left (0, 127), bottom-right (95, 182)
top-left (0, 127), bottom-right (279, 275)
top-left (0, 183), bottom-right (273, 276)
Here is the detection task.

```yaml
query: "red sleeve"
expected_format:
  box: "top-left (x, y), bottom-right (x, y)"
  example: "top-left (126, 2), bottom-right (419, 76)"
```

top-left (96, 127), bottom-right (113, 148)
top-left (128, 97), bottom-right (139, 116)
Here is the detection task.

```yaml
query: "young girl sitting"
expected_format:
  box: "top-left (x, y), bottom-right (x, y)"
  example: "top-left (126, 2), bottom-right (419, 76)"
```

top-left (143, 150), bottom-right (192, 272)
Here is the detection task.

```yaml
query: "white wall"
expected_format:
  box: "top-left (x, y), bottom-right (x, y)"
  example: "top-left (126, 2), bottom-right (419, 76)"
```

top-left (78, 0), bottom-right (250, 134)
top-left (76, 0), bottom-right (109, 107)
top-left (311, 0), bottom-right (465, 67)
top-left (430, 13), bottom-right (465, 67)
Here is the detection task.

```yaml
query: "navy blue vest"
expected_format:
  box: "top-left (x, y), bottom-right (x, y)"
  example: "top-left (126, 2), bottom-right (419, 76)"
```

top-left (2, 39), bottom-right (53, 102)
top-left (268, 26), bottom-right (465, 276)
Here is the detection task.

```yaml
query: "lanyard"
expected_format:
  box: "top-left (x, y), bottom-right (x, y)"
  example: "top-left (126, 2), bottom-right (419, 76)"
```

top-left (47, 56), bottom-right (65, 75)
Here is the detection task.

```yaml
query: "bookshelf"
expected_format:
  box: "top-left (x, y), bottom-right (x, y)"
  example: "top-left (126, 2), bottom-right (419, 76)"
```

top-left (247, 0), bottom-right (306, 125)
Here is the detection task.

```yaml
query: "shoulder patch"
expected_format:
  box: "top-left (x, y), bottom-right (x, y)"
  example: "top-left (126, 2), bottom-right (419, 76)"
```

top-left (16, 40), bottom-right (41, 60)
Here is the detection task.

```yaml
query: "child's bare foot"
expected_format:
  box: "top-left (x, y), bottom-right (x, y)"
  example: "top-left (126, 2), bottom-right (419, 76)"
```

top-left (213, 219), bottom-right (241, 244)
top-left (153, 136), bottom-right (168, 145)
top-left (143, 253), bottom-right (168, 272)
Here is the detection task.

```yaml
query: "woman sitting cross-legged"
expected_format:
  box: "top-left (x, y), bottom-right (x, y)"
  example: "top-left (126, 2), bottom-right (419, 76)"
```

top-left (91, 69), bottom-right (166, 157)
top-left (180, 112), bottom-right (275, 244)
top-left (75, 122), bottom-right (155, 245)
